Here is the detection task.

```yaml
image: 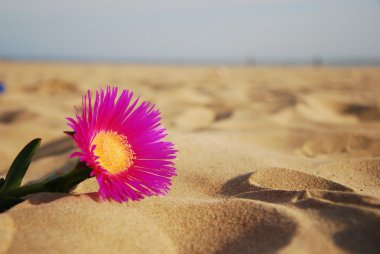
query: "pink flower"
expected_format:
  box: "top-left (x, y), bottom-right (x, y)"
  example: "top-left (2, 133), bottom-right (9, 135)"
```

top-left (67, 86), bottom-right (176, 202)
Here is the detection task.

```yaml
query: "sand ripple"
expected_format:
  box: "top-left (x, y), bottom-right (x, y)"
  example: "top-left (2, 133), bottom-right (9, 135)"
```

top-left (0, 63), bottom-right (380, 253)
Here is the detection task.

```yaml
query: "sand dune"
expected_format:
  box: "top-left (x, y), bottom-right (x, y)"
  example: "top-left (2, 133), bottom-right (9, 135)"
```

top-left (0, 62), bottom-right (379, 253)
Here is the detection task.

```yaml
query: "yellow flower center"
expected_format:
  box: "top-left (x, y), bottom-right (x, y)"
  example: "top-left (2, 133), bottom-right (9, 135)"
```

top-left (92, 131), bottom-right (135, 174)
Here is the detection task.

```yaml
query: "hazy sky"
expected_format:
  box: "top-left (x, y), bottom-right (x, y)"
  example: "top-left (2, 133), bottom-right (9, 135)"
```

top-left (0, 0), bottom-right (379, 63)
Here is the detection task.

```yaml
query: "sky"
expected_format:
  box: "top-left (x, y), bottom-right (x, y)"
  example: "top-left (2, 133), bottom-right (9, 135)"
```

top-left (0, 0), bottom-right (380, 64)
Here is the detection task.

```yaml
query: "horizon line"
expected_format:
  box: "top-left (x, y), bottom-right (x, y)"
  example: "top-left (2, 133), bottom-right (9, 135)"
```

top-left (1, 55), bottom-right (380, 67)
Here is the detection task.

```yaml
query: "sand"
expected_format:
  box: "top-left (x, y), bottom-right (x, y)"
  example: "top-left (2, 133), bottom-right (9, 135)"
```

top-left (0, 61), bottom-right (380, 253)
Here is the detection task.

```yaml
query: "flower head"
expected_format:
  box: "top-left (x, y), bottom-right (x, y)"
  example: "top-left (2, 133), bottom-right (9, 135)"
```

top-left (67, 86), bottom-right (176, 202)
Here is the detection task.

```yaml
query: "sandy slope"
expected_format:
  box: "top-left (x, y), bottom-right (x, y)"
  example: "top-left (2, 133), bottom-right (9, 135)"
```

top-left (0, 61), bottom-right (380, 253)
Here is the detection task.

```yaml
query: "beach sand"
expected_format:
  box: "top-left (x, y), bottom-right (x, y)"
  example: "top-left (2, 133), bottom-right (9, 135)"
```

top-left (0, 61), bottom-right (379, 253)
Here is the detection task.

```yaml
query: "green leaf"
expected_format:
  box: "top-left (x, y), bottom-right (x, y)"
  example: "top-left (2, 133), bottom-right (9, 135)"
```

top-left (0, 195), bottom-right (24, 212)
top-left (0, 178), bottom-right (4, 189)
top-left (63, 131), bottom-right (75, 137)
top-left (0, 138), bottom-right (41, 195)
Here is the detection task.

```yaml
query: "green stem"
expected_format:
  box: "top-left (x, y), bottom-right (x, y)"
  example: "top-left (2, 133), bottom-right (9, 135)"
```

top-left (9, 181), bottom-right (47, 197)
top-left (8, 162), bottom-right (92, 198)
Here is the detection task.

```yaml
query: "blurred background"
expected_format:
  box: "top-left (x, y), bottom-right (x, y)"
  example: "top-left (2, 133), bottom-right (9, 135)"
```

top-left (1, 0), bottom-right (380, 65)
